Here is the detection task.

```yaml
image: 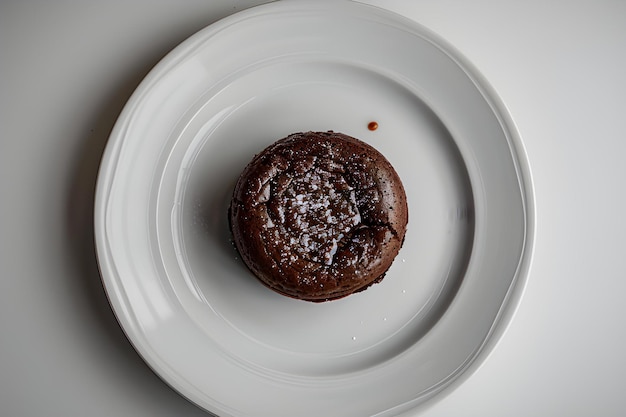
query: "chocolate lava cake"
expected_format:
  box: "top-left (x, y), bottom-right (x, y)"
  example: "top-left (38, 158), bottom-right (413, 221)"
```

top-left (229, 131), bottom-right (408, 302)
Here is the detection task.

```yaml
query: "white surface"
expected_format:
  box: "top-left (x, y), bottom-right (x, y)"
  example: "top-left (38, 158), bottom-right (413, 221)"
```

top-left (94, 2), bottom-right (531, 415)
top-left (1, 1), bottom-right (625, 416)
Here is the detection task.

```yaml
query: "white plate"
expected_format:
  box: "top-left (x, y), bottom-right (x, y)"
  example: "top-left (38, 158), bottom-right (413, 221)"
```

top-left (95, 1), bottom-right (534, 416)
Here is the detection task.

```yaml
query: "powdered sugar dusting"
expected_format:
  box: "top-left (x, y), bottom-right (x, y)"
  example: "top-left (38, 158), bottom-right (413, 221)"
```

top-left (259, 149), bottom-right (363, 269)
top-left (280, 165), bottom-right (361, 265)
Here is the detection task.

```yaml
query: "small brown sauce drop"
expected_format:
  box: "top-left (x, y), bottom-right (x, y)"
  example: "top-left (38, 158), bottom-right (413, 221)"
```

top-left (368, 121), bottom-right (378, 131)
